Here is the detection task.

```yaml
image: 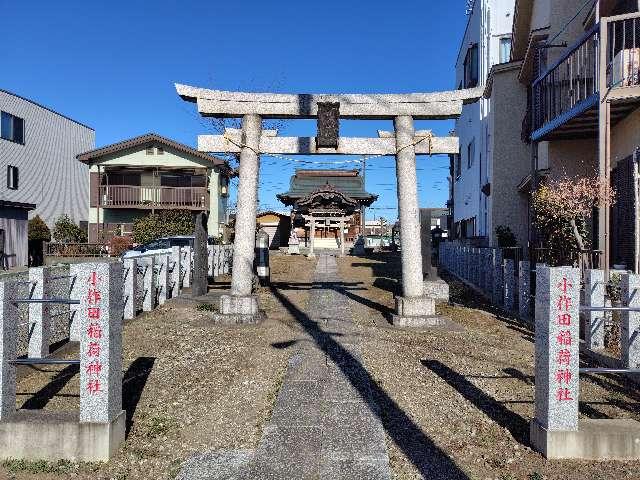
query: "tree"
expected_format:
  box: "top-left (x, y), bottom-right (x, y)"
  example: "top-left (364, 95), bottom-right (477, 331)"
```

top-left (28, 215), bottom-right (51, 242)
top-left (52, 214), bottom-right (87, 243)
top-left (132, 210), bottom-right (195, 244)
top-left (531, 175), bottom-right (615, 259)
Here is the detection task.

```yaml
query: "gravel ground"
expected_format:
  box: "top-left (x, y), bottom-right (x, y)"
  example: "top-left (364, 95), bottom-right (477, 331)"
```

top-left (338, 252), bottom-right (640, 480)
top-left (0, 254), bottom-right (315, 480)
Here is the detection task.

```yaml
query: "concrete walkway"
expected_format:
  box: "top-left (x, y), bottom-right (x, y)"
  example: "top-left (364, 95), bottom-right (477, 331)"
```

top-left (178, 253), bottom-right (390, 479)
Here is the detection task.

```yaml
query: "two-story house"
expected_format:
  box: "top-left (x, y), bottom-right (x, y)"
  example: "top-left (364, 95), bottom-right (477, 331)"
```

top-left (0, 89), bottom-right (94, 268)
top-left (451, 0), bottom-right (516, 244)
top-left (76, 133), bottom-right (232, 242)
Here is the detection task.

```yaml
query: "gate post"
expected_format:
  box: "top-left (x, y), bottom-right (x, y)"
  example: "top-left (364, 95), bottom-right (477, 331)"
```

top-left (216, 114), bottom-right (263, 323)
top-left (391, 115), bottom-right (439, 327)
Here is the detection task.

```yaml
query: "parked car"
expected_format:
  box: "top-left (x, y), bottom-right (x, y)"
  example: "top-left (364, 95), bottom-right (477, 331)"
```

top-left (121, 236), bottom-right (217, 258)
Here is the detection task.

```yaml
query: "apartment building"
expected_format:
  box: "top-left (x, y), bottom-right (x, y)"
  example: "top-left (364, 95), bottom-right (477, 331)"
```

top-left (0, 89), bottom-right (94, 267)
top-left (508, 0), bottom-right (640, 270)
top-left (76, 133), bottom-right (231, 242)
top-left (451, 0), bottom-right (516, 243)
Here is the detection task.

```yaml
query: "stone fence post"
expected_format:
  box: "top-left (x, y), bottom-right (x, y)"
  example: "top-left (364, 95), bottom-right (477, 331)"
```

top-left (621, 272), bottom-right (640, 368)
top-left (532, 266), bottom-right (580, 435)
top-left (181, 246), bottom-right (192, 288)
top-left (122, 258), bottom-right (137, 321)
top-left (484, 249), bottom-right (493, 297)
top-left (77, 262), bottom-right (124, 424)
top-left (140, 256), bottom-right (156, 312)
top-left (157, 254), bottom-right (170, 305)
top-left (492, 249), bottom-right (504, 306)
top-left (28, 267), bottom-right (51, 358)
top-left (518, 261), bottom-right (531, 320)
top-left (584, 269), bottom-right (605, 351)
top-left (504, 259), bottom-right (516, 312)
top-left (0, 281), bottom-right (18, 420)
top-left (207, 245), bottom-right (214, 277)
top-left (171, 247), bottom-right (181, 298)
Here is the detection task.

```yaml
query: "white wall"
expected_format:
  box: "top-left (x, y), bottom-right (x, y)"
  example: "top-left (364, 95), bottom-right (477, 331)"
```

top-left (453, 0), bottom-right (515, 238)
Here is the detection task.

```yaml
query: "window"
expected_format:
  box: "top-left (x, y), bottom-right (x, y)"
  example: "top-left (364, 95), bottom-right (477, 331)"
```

top-left (499, 37), bottom-right (512, 63)
top-left (463, 44), bottom-right (479, 88)
top-left (145, 146), bottom-right (154, 155)
top-left (157, 147), bottom-right (164, 155)
top-left (1, 111), bottom-right (24, 144)
top-left (6, 165), bottom-right (18, 190)
top-left (467, 139), bottom-right (475, 169)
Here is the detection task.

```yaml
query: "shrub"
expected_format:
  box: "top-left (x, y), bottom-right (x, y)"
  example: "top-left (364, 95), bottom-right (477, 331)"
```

top-left (109, 236), bottom-right (132, 256)
top-left (52, 214), bottom-right (87, 243)
top-left (132, 210), bottom-right (195, 245)
top-left (28, 215), bottom-right (51, 242)
top-left (495, 225), bottom-right (517, 248)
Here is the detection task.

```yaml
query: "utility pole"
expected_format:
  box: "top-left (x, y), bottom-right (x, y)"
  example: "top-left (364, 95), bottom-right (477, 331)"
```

top-left (361, 156), bottom-right (366, 240)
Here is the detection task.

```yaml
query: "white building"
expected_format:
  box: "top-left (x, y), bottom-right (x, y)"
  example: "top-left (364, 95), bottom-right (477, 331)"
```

top-left (452, 0), bottom-right (515, 242)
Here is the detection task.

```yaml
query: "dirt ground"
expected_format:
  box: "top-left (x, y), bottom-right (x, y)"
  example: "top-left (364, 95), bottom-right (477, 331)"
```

top-left (0, 254), bottom-right (315, 480)
top-left (338, 252), bottom-right (640, 480)
top-left (3, 252), bottom-right (640, 480)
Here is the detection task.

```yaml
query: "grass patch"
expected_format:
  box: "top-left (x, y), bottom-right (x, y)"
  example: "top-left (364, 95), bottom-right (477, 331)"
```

top-left (196, 303), bottom-right (217, 312)
top-left (2, 458), bottom-right (77, 475)
top-left (144, 414), bottom-right (179, 438)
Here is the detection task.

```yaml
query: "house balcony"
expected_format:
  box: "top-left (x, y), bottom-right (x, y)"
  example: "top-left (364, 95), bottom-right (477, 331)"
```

top-left (98, 185), bottom-right (209, 210)
top-left (530, 13), bottom-right (640, 142)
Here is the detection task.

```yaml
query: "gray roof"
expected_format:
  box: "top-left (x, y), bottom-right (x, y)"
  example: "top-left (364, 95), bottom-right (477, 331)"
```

top-left (277, 170), bottom-right (376, 205)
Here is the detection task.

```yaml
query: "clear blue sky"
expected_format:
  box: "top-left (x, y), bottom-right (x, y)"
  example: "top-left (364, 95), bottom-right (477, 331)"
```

top-left (2, 0), bottom-right (470, 221)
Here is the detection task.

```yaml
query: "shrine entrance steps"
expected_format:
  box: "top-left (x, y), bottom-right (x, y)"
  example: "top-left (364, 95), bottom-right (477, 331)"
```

top-left (177, 253), bottom-right (391, 479)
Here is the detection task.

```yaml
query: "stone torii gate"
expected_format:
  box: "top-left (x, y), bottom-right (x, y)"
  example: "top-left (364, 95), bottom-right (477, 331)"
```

top-left (177, 84), bottom-right (482, 326)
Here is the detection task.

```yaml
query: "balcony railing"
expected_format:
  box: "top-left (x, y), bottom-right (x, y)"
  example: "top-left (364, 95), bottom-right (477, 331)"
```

top-left (99, 185), bottom-right (209, 209)
top-left (531, 13), bottom-right (640, 141)
top-left (606, 13), bottom-right (640, 89)
top-left (531, 24), bottom-right (600, 139)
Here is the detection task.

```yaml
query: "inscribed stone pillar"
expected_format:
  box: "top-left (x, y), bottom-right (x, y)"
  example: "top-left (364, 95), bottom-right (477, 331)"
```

top-left (192, 212), bottom-right (208, 297)
top-left (339, 218), bottom-right (345, 257)
top-left (217, 114), bottom-right (262, 323)
top-left (28, 266), bottom-right (51, 358)
top-left (181, 246), bottom-right (192, 288)
top-left (140, 256), bottom-right (156, 312)
top-left (533, 266), bottom-right (580, 432)
top-left (122, 258), bottom-right (137, 321)
top-left (171, 246), bottom-right (181, 298)
top-left (308, 218), bottom-right (316, 258)
top-left (157, 254), bottom-right (170, 305)
top-left (0, 281), bottom-right (17, 420)
top-left (584, 269), bottom-right (605, 351)
top-left (621, 273), bottom-right (640, 368)
top-left (518, 261), bottom-right (531, 320)
top-left (77, 262), bottom-right (123, 424)
top-left (504, 259), bottom-right (516, 312)
top-left (392, 115), bottom-right (436, 326)
top-left (492, 249), bottom-right (504, 306)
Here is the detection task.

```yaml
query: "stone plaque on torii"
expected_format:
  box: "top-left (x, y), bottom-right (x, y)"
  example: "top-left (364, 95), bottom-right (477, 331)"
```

top-left (177, 84), bottom-right (482, 326)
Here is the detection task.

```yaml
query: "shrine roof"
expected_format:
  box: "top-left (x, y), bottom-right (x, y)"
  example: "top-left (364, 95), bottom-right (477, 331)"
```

top-left (277, 169), bottom-right (377, 207)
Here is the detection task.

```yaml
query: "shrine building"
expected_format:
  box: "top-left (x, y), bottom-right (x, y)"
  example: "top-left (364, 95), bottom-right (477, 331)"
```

top-left (277, 169), bottom-right (377, 254)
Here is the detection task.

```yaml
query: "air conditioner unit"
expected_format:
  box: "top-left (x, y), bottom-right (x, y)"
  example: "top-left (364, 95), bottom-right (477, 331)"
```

top-left (611, 48), bottom-right (640, 87)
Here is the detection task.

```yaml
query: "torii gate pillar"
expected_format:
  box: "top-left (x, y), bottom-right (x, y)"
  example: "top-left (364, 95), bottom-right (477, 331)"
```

top-left (392, 116), bottom-right (441, 327)
top-left (215, 114), bottom-right (264, 323)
